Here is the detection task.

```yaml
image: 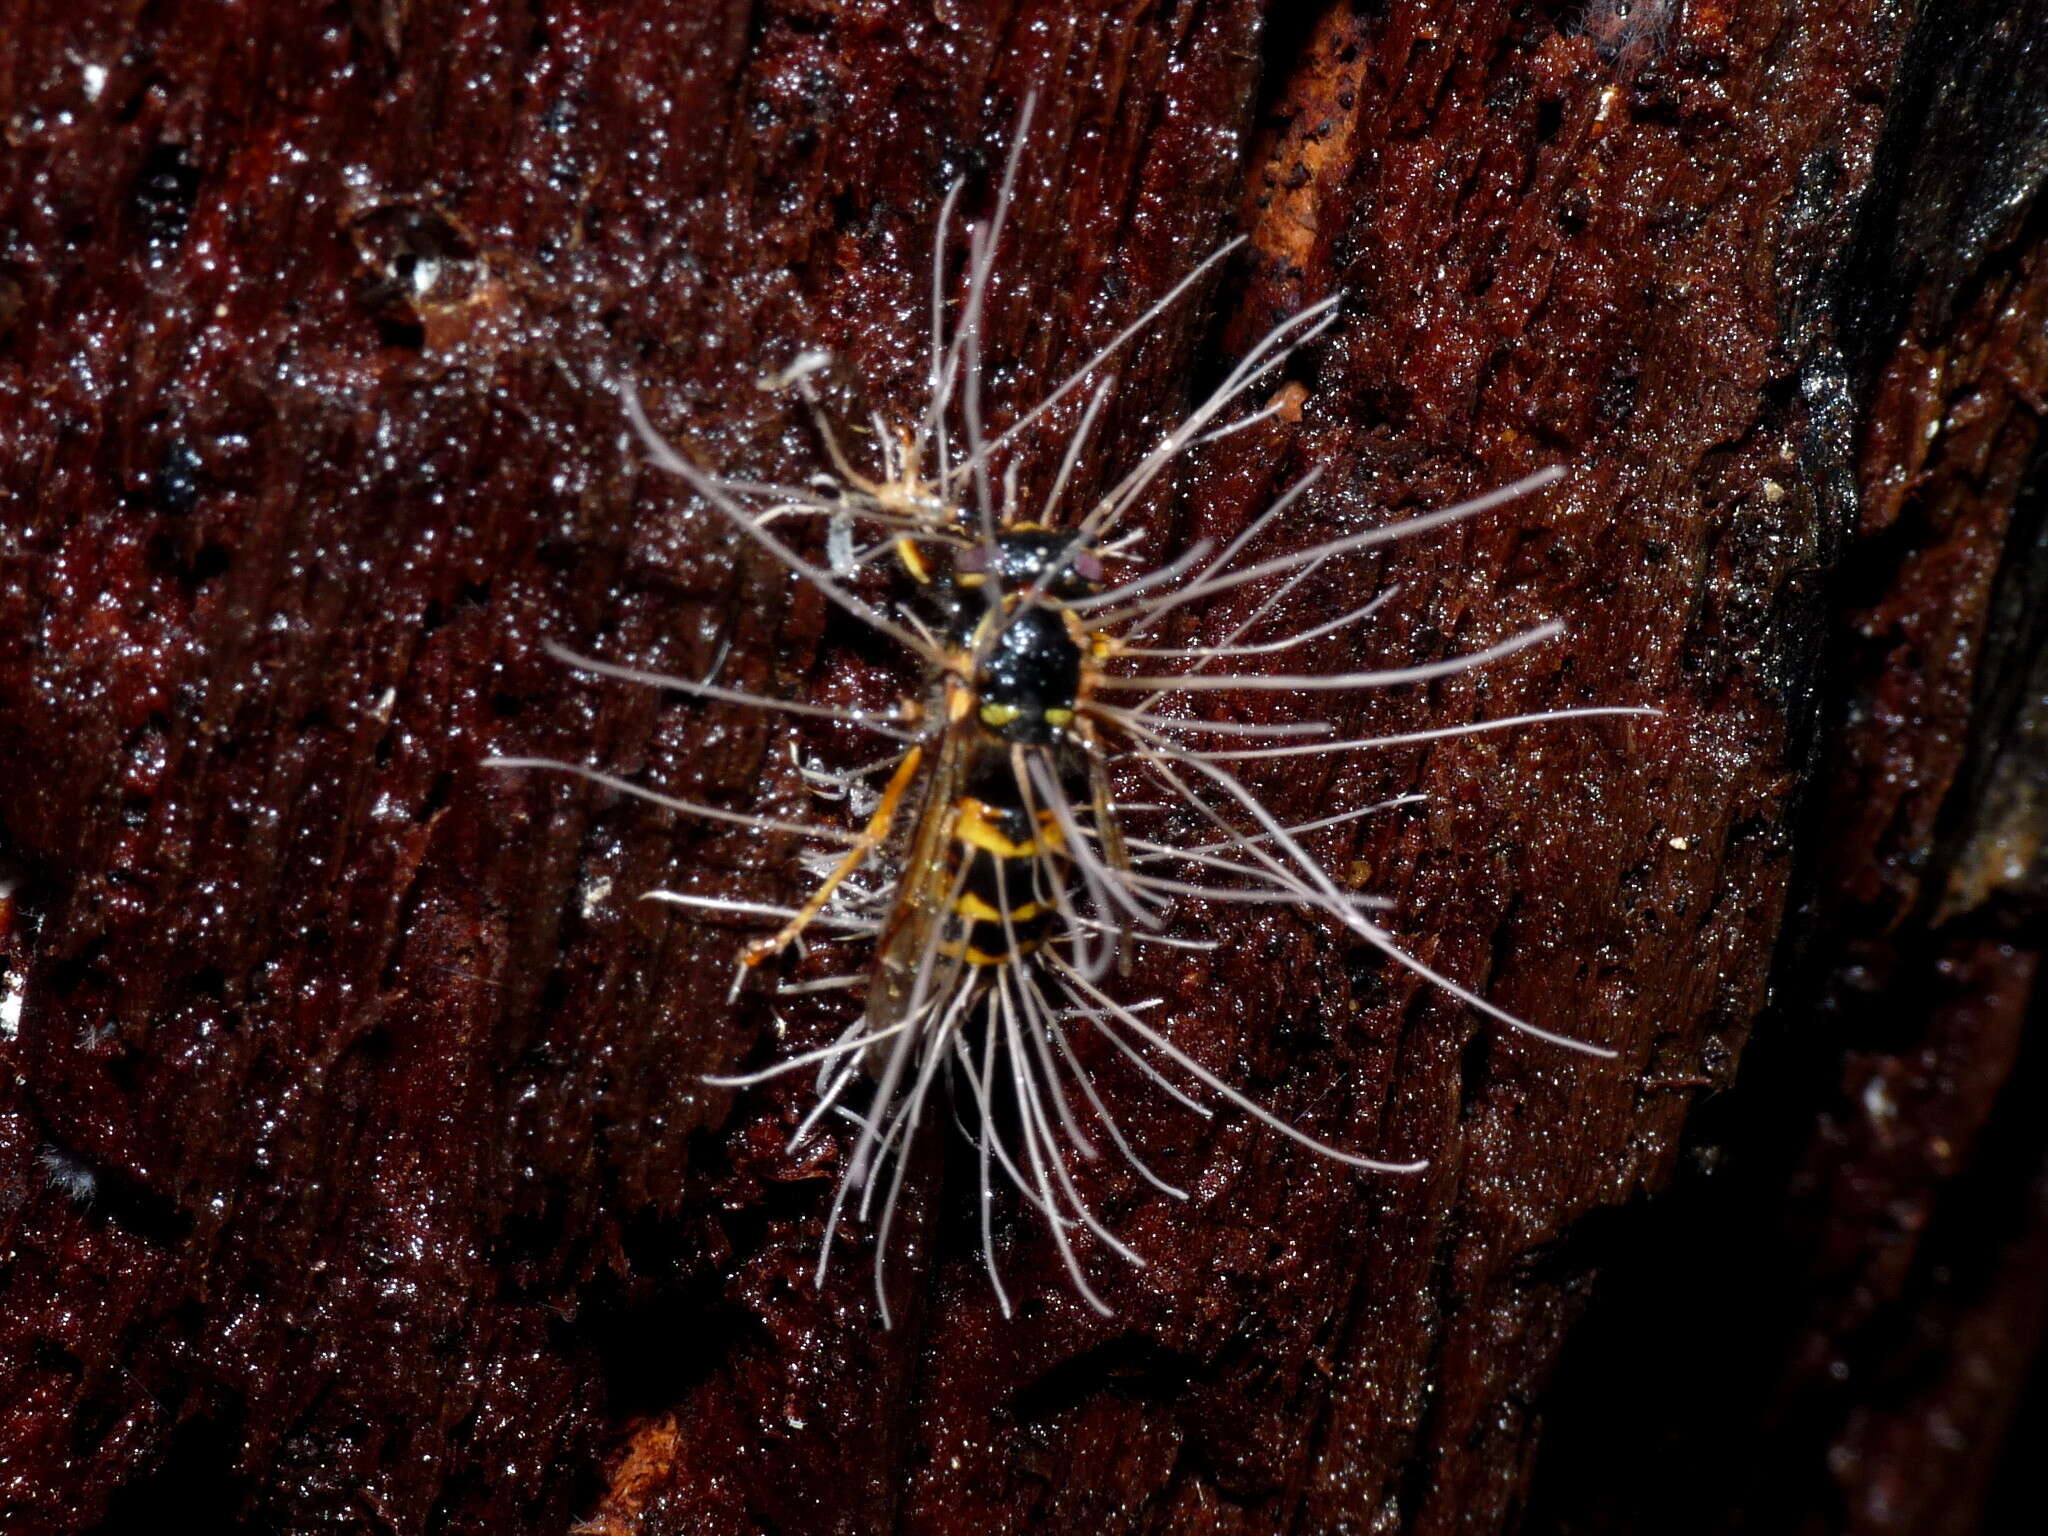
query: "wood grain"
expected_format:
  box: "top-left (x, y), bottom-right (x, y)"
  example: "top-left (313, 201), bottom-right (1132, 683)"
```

top-left (1, 2), bottom-right (2041, 1532)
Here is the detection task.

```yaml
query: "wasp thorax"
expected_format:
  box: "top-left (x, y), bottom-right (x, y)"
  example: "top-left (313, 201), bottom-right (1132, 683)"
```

top-left (975, 604), bottom-right (1081, 744)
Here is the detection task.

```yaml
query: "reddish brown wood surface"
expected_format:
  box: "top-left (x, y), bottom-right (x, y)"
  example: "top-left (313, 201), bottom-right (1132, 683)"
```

top-left (0, 2), bottom-right (2041, 1533)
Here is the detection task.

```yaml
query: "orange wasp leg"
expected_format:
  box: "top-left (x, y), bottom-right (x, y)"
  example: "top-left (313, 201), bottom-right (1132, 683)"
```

top-left (743, 742), bottom-right (927, 967)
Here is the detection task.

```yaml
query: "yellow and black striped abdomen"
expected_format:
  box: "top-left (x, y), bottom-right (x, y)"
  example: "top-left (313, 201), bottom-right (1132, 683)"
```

top-left (945, 796), bottom-right (1065, 967)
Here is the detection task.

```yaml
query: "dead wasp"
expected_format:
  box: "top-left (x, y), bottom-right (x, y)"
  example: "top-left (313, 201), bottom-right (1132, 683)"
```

top-left (491, 101), bottom-right (1650, 1322)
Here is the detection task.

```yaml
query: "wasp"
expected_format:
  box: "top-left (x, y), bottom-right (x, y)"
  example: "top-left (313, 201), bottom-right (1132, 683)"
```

top-left (491, 101), bottom-right (1648, 1322)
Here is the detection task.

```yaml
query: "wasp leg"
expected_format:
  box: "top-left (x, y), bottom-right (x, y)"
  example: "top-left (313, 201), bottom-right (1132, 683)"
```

top-left (743, 743), bottom-right (925, 968)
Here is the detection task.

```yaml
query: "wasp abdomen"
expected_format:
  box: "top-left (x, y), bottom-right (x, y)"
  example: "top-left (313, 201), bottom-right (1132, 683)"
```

top-left (948, 794), bottom-right (1065, 965)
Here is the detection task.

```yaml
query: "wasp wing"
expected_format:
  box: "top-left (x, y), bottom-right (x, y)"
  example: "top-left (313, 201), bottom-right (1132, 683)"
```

top-left (861, 702), bottom-right (976, 1053)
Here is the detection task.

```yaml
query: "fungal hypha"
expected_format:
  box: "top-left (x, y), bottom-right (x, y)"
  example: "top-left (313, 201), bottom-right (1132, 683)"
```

top-left (493, 101), bottom-right (1646, 1323)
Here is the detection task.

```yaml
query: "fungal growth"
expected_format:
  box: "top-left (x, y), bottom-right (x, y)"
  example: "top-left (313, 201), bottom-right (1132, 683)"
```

top-left (491, 101), bottom-right (1648, 1323)
top-left (1576, 0), bottom-right (1679, 79)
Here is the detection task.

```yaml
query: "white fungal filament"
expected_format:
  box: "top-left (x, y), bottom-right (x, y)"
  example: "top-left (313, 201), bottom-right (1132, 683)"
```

top-left (492, 95), bottom-right (1652, 1323)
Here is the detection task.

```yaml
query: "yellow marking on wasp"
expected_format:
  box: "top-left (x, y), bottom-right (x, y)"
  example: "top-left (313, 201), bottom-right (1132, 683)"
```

top-left (894, 538), bottom-right (931, 584)
top-left (952, 798), bottom-right (1063, 859)
top-left (1042, 707), bottom-right (1074, 726)
top-left (954, 890), bottom-right (1044, 924)
top-left (742, 744), bottom-right (924, 967)
top-left (978, 702), bottom-right (1021, 728)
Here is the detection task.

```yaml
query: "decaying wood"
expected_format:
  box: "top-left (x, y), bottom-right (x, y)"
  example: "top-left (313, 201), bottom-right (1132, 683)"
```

top-left (0, 2), bottom-right (2041, 1533)
top-left (1529, 6), bottom-right (2048, 1531)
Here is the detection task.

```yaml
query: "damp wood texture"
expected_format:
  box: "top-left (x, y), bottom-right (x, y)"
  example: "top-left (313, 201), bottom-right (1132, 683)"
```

top-left (3, 2), bottom-right (2046, 1533)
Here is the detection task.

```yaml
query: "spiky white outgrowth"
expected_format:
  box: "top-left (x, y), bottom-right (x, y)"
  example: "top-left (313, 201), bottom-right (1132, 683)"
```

top-left (491, 96), bottom-right (1654, 1324)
